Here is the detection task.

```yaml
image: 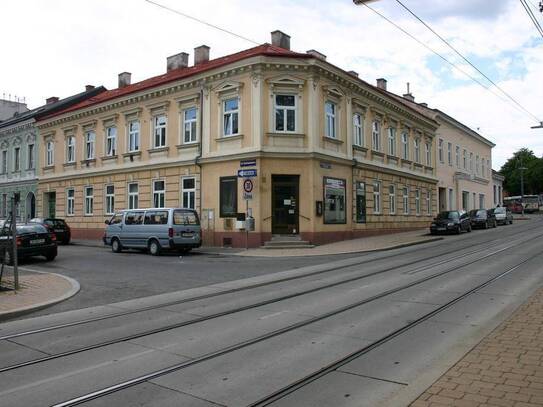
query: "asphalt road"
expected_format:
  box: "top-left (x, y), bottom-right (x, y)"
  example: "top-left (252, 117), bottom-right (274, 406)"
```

top-left (1, 219), bottom-right (542, 406)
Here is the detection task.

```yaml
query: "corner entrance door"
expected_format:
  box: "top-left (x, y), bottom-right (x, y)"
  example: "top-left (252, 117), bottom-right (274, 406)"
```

top-left (272, 175), bottom-right (299, 235)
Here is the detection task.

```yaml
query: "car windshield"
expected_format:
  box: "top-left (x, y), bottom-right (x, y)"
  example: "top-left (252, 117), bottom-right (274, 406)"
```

top-left (437, 211), bottom-right (458, 220)
top-left (494, 207), bottom-right (506, 214)
top-left (469, 210), bottom-right (487, 217)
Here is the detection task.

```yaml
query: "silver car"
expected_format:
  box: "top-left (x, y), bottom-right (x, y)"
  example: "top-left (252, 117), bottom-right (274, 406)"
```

top-left (493, 207), bottom-right (513, 225)
top-left (103, 208), bottom-right (202, 255)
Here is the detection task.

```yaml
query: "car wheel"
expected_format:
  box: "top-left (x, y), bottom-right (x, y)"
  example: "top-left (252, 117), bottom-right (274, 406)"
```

top-left (493, 221), bottom-right (497, 228)
top-left (456, 225), bottom-right (461, 234)
top-left (111, 238), bottom-right (122, 253)
top-left (467, 224), bottom-right (472, 232)
top-left (484, 221), bottom-right (488, 229)
top-left (45, 251), bottom-right (57, 261)
top-left (148, 239), bottom-right (161, 256)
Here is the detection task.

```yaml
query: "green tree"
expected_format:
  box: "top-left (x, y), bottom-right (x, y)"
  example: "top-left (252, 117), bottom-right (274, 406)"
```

top-left (500, 148), bottom-right (541, 195)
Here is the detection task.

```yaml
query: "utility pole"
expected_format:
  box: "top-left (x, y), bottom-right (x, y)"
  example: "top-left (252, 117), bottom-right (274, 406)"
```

top-left (519, 160), bottom-right (527, 217)
top-left (11, 195), bottom-right (19, 290)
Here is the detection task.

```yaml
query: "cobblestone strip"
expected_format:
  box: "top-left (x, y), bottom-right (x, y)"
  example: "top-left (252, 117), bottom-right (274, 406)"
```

top-left (410, 286), bottom-right (543, 407)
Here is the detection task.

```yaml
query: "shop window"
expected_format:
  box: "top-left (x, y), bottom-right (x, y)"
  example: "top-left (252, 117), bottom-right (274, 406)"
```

top-left (220, 176), bottom-right (238, 217)
top-left (324, 177), bottom-right (346, 224)
top-left (355, 181), bottom-right (366, 223)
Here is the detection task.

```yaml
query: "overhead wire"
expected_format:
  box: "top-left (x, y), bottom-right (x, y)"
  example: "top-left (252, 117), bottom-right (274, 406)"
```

top-left (520, 0), bottom-right (543, 38)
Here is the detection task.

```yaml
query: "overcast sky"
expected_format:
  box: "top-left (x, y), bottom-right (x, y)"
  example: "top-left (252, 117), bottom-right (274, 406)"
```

top-left (1, 0), bottom-right (542, 169)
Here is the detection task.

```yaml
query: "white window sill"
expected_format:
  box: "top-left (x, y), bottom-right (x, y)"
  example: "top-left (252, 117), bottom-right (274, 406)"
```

top-left (216, 134), bottom-right (244, 142)
top-left (267, 132), bottom-right (305, 138)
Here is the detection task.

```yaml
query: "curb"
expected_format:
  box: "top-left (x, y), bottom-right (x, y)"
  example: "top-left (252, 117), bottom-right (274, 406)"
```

top-left (0, 271), bottom-right (81, 321)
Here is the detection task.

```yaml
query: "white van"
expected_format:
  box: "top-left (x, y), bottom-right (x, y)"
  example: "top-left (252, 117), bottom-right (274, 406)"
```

top-left (103, 208), bottom-right (201, 255)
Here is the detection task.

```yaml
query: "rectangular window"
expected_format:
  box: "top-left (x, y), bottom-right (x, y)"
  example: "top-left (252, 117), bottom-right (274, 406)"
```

top-left (415, 189), bottom-right (421, 215)
top-left (128, 183), bottom-right (139, 209)
top-left (373, 181), bottom-right (381, 214)
top-left (223, 98), bottom-right (239, 136)
top-left (355, 181), bottom-right (366, 223)
top-left (372, 120), bottom-right (381, 151)
top-left (487, 160), bottom-right (490, 177)
top-left (482, 158), bottom-right (485, 177)
top-left (275, 95), bottom-right (296, 132)
top-left (476, 155), bottom-right (480, 175)
top-left (153, 115), bottom-right (167, 148)
top-left (463, 149), bottom-right (467, 170)
top-left (183, 107), bottom-right (198, 143)
top-left (426, 190), bottom-right (431, 215)
top-left (220, 176), bottom-right (237, 217)
top-left (124, 211), bottom-right (144, 225)
top-left (455, 146), bottom-right (460, 167)
top-left (493, 185), bottom-right (497, 205)
top-left (479, 194), bottom-right (485, 209)
top-left (84, 186), bottom-right (93, 215)
top-left (1, 150), bottom-right (7, 173)
top-left (106, 127), bottom-right (117, 156)
top-left (1, 194), bottom-right (7, 218)
top-left (462, 191), bottom-right (469, 211)
top-left (144, 210), bottom-right (169, 225)
top-left (388, 127), bottom-right (396, 156)
top-left (425, 142), bottom-right (431, 166)
top-left (152, 180), bottom-right (165, 208)
top-left (447, 142), bottom-right (452, 165)
top-left (13, 147), bottom-right (20, 171)
top-left (414, 138), bottom-right (420, 163)
top-left (85, 130), bottom-right (95, 160)
top-left (66, 136), bottom-right (75, 163)
top-left (181, 177), bottom-right (196, 209)
top-left (46, 141), bottom-right (54, 166)
top-left (353, 114), bottom-right (363, 146)
top-left (438, 139), bottom-right (443, 162)
top-left (472, 192), bottom-right (476, 209)
top-left (402, 187), bottom-right (409, 214)
top-left (389, 184), bottom-right (396, 215)
top-left (449, 188), bottom-right (454, 210)
top-left (324, 177), bottom-right (346, 224)
top-left (66, 188), bottom-right (75, 216)
top-left (105, 185), bottom-right (115, 215)
top-left (325, 101), bottom-right (336, 139)
top-left (27, 144), bottom-right (34, 169)
top-left (470, 153), bottom-right (474, 172)
top-left (401, 132), bottom-right (409, 160)
top-left (128, 121), bottom-right (140, 152)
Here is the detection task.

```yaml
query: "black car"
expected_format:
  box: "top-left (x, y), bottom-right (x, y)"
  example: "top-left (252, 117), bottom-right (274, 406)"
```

top-left (30, 218), bottom-right (71, 244)
top-left (0, 223), bottom-right (57, 265)
top-left (469, 209), bottom-right (497, 229)
top-left (430, 210), bottom-right (472, 235)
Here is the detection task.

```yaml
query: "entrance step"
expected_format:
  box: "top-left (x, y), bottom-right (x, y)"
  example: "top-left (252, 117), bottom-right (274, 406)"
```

top-left (262, 236), bottom-right (314, 249)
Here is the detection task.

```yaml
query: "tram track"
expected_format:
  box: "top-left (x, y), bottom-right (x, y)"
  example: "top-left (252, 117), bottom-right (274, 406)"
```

top-left (47, 232), bottom-right (543, 406)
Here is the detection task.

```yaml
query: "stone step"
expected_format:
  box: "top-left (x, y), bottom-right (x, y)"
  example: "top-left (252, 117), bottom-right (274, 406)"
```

top-left (270, 235), bottom-right (303, 242)
top-left (261, 244), bottom-right (315, 249)
top-left (262, 240), bottom-right (314, 249)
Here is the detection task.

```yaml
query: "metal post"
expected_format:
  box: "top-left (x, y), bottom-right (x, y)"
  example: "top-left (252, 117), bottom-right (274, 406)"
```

top-left (519, 161), bottom-right (527, 217)
top-left (245, 199), bottom-right (249, 250)
top-left (11, 196), bottom-right (18, 290)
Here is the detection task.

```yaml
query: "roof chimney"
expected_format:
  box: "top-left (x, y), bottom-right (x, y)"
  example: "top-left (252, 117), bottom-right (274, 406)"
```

top-left (403, 82), bottom-right (414, 102)
top-left (194, 45), bottom-right (210, 65)
top-left (46, 96), bottom-right (59, 105)
top-left (271, 30), bottom-right (290, 50)
top-left (85, 85), bottom-right (95, 92)
top-left (376, 78), bottom-right (387, 90)
top-left (348, 71), bottom-right (359, 78)
top-left (306, 49), bottom-right (326, 60)
top-left (118, 72), bottom-right (131, 88)
top-left (167, 52), bottom-right (189, 71)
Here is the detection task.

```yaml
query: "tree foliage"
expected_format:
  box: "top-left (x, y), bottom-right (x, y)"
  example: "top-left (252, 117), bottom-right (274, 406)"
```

top-left (500, 148), bottom-right (543, 195)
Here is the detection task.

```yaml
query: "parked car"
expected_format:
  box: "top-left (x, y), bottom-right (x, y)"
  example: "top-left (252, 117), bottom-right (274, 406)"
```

top-left (0, 223), bottom-right (57, 265)
top-left (469, 209), bottom-right (497, 229)
top-left (430, 210), bottom-right (472, 235)
top-left (103, 208), bottom-right (202, 255)
top-left (29, 218), bottom-right (71, 244)
top-left (493, 207), bottom-right (513, 225)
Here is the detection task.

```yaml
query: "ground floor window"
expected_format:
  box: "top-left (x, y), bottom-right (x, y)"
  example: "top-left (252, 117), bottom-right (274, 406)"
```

top-left (415, 189), bottom-right (421, 215)
top-left (105, 185), bottom-right (115, 215)
top-left (324, 177), bottom-right (346, 224)
top-left (426, 190), bottom-right (431, 215)
top-left (373, 181), bottom-right (381, 214)
top-left (181, 177), bottom-right (196, 209)
top-left (153, 180), bottom-right (165, 208)
top-left (220, 176), bottom-right (237, 217)
top-left (84, 186), bottom-right (93, 215)
top-left (355, 181), bottom-right (366, 223)
top-left (66, 188), bottom-right (74, 216)
top-left (479, 193), bottom-right (485, 209)
top-left (402, 187), bottom-right (409, 214)
top-left (448, 188), bottom-right (454, 211)
top-left (128, 183), bottom-right (139, 209)
top-left (388, 185), bottom-right (396, 215)
top-left (462, 191), bottom-right (469, 211)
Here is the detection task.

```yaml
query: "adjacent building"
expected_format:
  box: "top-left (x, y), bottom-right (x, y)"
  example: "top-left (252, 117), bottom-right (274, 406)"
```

top-left (36, 31), bottom-right (439, 246)
top-left (492, 170), bottom-right (504, 206)
top-left (0, 86), bottom-right (106, 220)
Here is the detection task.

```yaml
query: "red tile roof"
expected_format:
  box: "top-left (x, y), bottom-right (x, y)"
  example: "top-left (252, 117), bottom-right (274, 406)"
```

top-left (41, 43), bottom-right (311, 121)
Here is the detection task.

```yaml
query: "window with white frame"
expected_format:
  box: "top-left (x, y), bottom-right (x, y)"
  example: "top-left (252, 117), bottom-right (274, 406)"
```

top-left (389, 184), bottom-right (396, 214)
top-left (13, 147), bottom-right (20, 171)
top-left (152, 180), bottom-right (165, 208)
top-left (325, 101), bottom-right (336, 139)
top-left (66, 136), bottom-right (75, 163)
top-left (401, 131), bottom-right (409, 160)
top-left (438, 139), bottom-right (444, 162)
top-left (275, 95), bottom-right (296, 132)
top-left (353, 113), bottom-right (363, 146)
top-left (373, 181), bottom-right (381, 214)
top-left (482, 158), bottom-right (485, 177)
top-left (470, 152), bottom-right (474, 172)
top-left (455, 146), bottom-right (460, 167)
top-left (388, 127), bottom-right (396, 156)
top-left (425, 142), bottom-right (431, 166)
top-left (463, 149), bottom-right (467, 170)
top-left (487, 160), bottom-right (490, 177)
top-left (128, 121), bottom-right (140, 152)
top-left (128, 183), bottom-right (139, 209)
top-left (183, 107), bottom-right (198, 143)
top-left (66, 188), bottom-right (75, 216)
top-left (476, 155), bottom-right (480, 175)
top-left (153, 115), bottom-right (167, 148)
top-left (85, 130), bottom-right (95, 160)
top-left (372, 120), bottom-right (381, 151)
top-left (414, 138), bottom-right (420, 163)
top-left (415, 189), bottom-right (421, 215)
top-left (426, 190), bottom-right (431, 215)
top-left (447, 142), bottom-right (452, 165)
top-left (105, 185), bottom-right (115, 215)
top-left (402, 187), bottom-right (409, 214)
top-left (84, 186), bottom-right (93, 215)
top-left (1, 150), bottom-right (7, 173)
top-left (27, 144), bottom-right (34, 169)
top-left (46, 141), bottom-right (54, 166)
top-left (181, 177), bottom-right (195, 209)
top-left (106, 127), bottom-right (117, 156)
top-left (223, 98), bottom-right (239, 136)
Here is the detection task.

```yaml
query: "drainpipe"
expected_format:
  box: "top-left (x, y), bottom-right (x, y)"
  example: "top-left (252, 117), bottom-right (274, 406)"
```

top-left (195, 86), bottom-right (204, 239)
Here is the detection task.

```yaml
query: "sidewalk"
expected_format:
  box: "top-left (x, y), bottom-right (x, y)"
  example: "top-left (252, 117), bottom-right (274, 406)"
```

top-left (0, 269), bottom-right (80, 320)
top-left (411, 285), bottom-right (543, 407)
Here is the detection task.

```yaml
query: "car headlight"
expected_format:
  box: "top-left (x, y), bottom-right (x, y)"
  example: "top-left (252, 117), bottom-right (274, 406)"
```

top-left (447, 222), bottom-right (454, 226)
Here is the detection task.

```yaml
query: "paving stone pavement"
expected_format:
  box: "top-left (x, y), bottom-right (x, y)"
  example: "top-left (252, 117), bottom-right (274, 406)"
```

top-left (411, 285), bottom-right (543, 407)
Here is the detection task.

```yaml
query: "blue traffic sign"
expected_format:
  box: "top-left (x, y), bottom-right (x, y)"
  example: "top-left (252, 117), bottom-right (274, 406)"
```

top-left (240, 159), bottom-right (257, 167)
top-left (238, 169), bottom-right (257, 178)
